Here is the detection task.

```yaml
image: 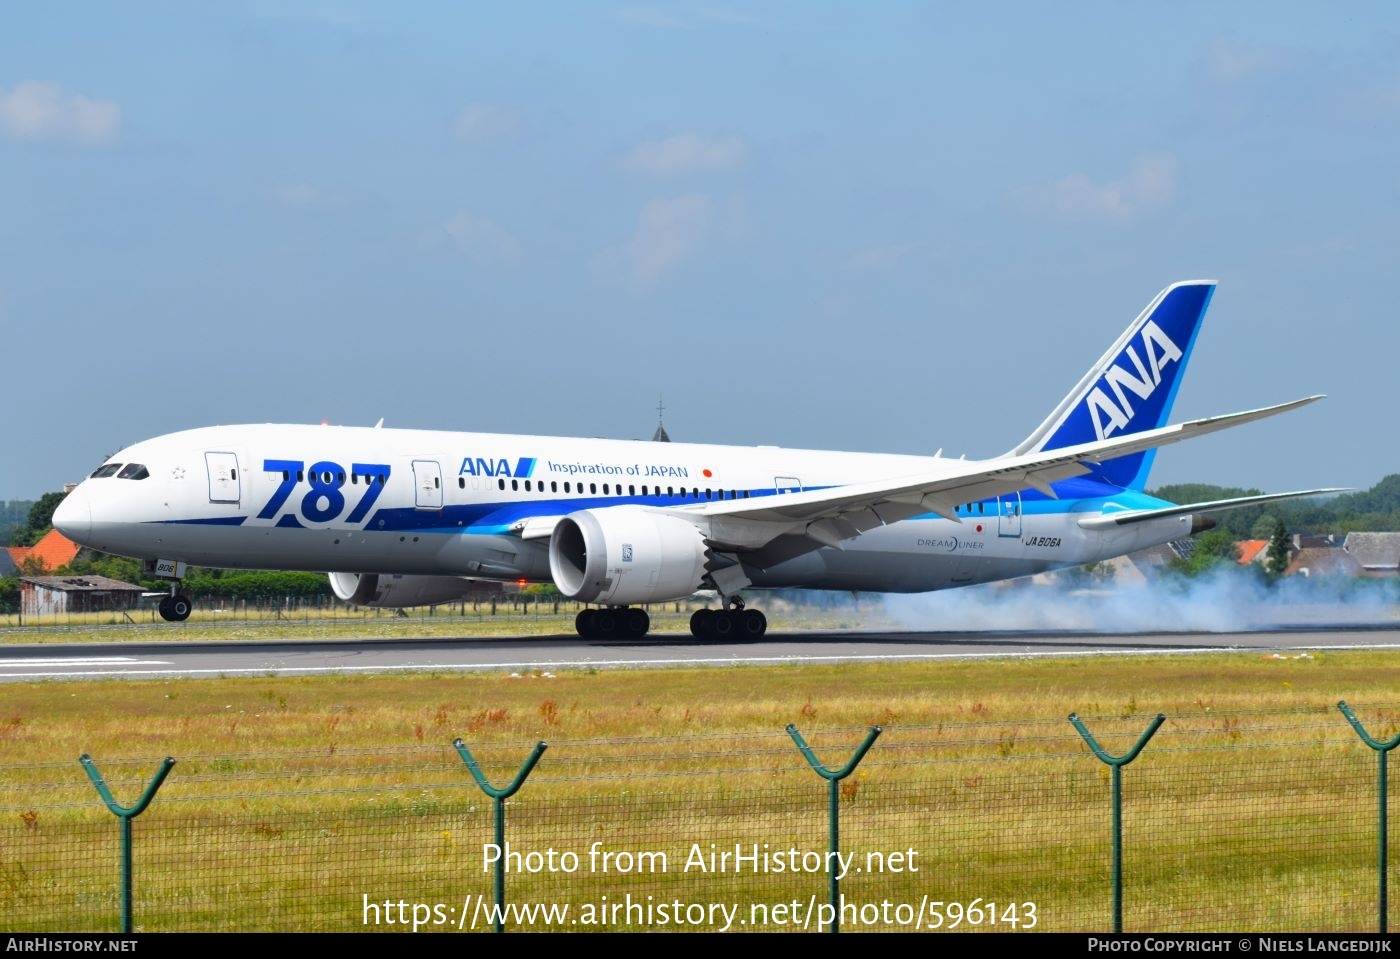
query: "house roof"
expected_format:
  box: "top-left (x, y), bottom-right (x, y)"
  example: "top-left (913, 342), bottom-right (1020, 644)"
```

top-left (6, 529), bottom-right (80, 574)
top-left (1237, 540), bottom-right (1269, 565)
top-left (1285, 548), bottom-right (1362, 578)
top-left (21, 575), bottom-right (145, 593)
top-left (1343, 532), bottom-right (1400, 571)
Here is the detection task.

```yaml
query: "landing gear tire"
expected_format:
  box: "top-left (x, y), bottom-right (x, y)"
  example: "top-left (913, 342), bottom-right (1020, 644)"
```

top-left (738, 608), bottom-right (767, 639)
top-left (159, 594), bottom-right (193, 623)
top-left (576, 607), bottom-right (650, 639)
top-left (594, 608), bottom-right (618, 637)
top-left (689, 609), bottom-right (714, 639)
top-left (624, 608), bottom-right (650, 638)
top-left (689, 607), bottom-right (768, 640)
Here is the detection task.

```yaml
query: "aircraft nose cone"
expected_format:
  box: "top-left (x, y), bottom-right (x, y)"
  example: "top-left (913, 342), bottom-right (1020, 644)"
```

top-left (52, 490), bottom-right (91, 544)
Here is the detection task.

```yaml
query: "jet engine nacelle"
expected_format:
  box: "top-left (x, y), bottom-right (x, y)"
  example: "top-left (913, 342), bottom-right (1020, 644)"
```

top-left (548, 507), bottom-right (708, 605)
top-left (328, 572), bottom-right (478, 609)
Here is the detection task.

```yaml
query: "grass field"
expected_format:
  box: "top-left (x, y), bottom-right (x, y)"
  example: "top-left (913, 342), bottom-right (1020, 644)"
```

top-left (4, 644), bottom-right (1400, 932)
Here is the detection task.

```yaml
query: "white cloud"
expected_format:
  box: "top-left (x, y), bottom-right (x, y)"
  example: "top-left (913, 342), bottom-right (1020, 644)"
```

top-left (624, 133), bottom-right (746, 177)
top-left (275, 184), bottom-right (343, 208)
top-left (1204, 42), bottom-right (1279, 83)
top-left (594, 194), bottom-right (713, 290)
top-left (846, 242), bottom-right (919, 272)
top-left (454, 103), bottom-right (518, 143)
top-left (0, 81), bottom-right (121, 144)
top-left (1020, 154), bottom-right (1179, 223)
top-left (619, 7), bottom-right (691, 29)
top-left (438, 211), bottom-right (523, 267)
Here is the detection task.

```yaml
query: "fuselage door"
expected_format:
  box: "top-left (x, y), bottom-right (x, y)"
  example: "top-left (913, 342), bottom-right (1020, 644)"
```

top-left (775, 475), bottom-right (803, 495)
top-left (413, 460), bottom-right (443, 510)
top-left (205, 452), bottom-right (241, 504)
top-left (997, 492), bottom-right (1022, 537)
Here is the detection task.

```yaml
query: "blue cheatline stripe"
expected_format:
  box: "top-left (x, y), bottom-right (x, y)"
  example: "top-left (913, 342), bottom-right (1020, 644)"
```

top-left (142, 478), bottom-right (1180, 536)
top-left (155, 517), bottom-right (247, 526)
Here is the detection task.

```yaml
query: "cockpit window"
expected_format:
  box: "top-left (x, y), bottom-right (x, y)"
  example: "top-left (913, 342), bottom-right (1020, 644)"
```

top-left (90, 464), bottom-right (122, 478)
top-left (117, 463), bottom-right (150, 480)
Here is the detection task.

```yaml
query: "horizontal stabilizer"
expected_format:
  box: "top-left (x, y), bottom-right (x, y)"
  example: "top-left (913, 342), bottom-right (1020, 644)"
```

top-left (1075, 488), bottom-right (1347, 530)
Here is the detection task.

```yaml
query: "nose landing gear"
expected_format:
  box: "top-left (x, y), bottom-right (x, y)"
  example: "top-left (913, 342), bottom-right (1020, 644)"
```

top-left (158, 591), bottom-right (193, 622)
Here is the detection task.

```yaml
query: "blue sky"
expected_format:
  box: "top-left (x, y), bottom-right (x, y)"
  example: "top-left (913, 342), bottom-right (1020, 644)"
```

top-left (3, 3), bottom-right (1397, 501)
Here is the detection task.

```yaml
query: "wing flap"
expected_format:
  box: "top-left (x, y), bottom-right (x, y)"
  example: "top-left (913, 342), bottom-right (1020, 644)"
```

top-left (1075, 488), bottom-right (1346, 530)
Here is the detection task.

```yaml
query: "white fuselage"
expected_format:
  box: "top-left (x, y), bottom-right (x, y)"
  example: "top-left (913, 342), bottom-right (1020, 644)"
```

top-left (56, 423), bottom-right (1191, 596)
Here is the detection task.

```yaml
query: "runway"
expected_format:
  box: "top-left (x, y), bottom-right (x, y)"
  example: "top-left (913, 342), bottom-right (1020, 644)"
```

top-left (1, 624), bottom-right (1398, 682)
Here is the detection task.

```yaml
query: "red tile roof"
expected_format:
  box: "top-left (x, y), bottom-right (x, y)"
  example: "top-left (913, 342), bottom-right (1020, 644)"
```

top-left (1237, 540), bottom-right (1268, 564)
top-left (6, 529), bottom-right (80, 574)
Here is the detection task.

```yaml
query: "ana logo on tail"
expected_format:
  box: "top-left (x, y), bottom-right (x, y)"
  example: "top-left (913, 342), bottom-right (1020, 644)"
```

top-left (1085, 319), bottom-right (1183, 440)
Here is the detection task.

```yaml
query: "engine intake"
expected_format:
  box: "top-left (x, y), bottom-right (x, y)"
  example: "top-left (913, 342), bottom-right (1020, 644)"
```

top-left (549, 508), bottom-right (708, 605)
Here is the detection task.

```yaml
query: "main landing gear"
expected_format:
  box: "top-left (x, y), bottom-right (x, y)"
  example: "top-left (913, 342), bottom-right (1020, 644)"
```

top-left (689, 598), bottom-right (767, 640)
top-left (575, 606), bottom-right (650, 639)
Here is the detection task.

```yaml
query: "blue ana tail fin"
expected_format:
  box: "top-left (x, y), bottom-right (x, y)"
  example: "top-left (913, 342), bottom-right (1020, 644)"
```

top-left (1010, 280), bottom-right (1216, 490)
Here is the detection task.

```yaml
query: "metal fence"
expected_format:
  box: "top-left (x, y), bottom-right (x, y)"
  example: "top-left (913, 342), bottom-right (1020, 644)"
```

top-left (2, 704), bottom-right (1396, 933)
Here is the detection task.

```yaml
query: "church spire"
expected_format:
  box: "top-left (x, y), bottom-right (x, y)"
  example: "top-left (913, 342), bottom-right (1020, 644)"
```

top-left (652, 395), bottom-right (671, 442)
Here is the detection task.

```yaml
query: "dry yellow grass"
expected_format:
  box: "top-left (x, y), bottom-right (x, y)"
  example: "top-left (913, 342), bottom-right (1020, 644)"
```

top-left (2, 649), bottom-right (1398, 932)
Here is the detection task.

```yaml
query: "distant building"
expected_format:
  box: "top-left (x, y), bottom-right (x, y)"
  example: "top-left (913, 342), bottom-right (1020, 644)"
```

top-left (1284, 547), bottom-right (1361, 578)
top-left (20, 575), bottom-right (145, 616)
top-left (1236, 540), bottom-right (1270, 565)
top-left (652, 397), bottom-right (671, 442)
top-left (1343, 532), bottom-right (1400, 577)
top-left (5, 529), bottom-right (80, 574)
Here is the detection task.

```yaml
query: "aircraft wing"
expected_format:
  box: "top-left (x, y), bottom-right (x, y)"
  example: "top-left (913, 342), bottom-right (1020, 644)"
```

top-left (1074, 488), bottom-right (1346, 530)
top-left (675, 395), bottom-right (1324, 552)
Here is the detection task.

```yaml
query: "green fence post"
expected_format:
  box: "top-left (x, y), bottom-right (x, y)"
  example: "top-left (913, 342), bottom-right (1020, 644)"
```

top-left (453, 739), bottom-right (547, 933)
top-left (1338, 700), bottom-right (1400, 934)
top-left (79, 754), bottom-right (176, 934)
top-left (787, 723), bottom-right (882, 933)
top-left (1068, 712), bottom-right (1164, 934)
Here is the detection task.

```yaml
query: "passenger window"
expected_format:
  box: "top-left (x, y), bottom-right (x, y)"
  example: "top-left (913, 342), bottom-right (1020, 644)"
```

top-left (564, 481), bottom-right (571, 493)
top-left (603, 483), bottom-right (610, 495)
top-left (525, 480), bottom-right (532, 492)
top-left (498, 478), bottom-right (505, 490)
top-left (629, 484), bottom-right (635, 496)
top-left (282, 471), bottom-right (290, 482)
top-left (668, 486), bottom-right (674, 496)
top-left (590, 483), bottom-right (597, 494)
top-left (297, 471), bottom-right (305, 482)
top-left (434, 477), bottom-right (440, 489)
top-left (458, 477), bottom-right (464, 489)
top-left (511, 479), bottom-right (518, 491)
